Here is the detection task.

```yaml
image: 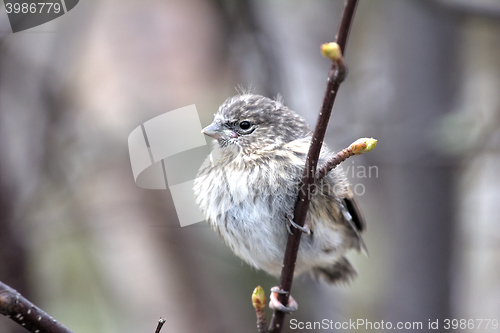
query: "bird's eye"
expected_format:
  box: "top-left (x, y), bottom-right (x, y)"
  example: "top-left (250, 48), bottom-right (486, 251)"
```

top-left (239, 121), bottom-right (251, 130)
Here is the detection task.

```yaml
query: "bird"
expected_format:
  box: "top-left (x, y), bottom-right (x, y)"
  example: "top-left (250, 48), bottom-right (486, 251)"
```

top-left (193, 93), bottom-right (366, 311)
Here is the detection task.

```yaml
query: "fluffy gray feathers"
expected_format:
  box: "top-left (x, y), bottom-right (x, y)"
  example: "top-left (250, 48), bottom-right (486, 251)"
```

top-left (194, 94), bottom-right (365, 284)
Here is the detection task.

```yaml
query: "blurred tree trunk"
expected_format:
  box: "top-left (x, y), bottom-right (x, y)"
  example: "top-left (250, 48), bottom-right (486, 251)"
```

top-left (378, 1), bottom-right (458, 325)
top-left (450, 12), bottom-right (500, 325)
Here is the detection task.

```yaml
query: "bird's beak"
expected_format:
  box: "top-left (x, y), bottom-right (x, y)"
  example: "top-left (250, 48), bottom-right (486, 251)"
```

top-left (202, 122), bottom-right (237, 140)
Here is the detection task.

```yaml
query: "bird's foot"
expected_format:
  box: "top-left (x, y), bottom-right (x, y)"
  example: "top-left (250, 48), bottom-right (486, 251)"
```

top-left (286, 213), bottom-right (311, 235)
top-left (269, 287), bottom-right (298, 313)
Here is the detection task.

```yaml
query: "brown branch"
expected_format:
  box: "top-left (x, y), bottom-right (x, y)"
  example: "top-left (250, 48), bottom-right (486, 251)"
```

top-left (155, 318), bottom-right (166, 333)
top-left (316, 138), bottom-right (377, 180)
top-left (267, 1), bottom-right (359, 332)
top-left (0, 280), bottom-right (75, 333)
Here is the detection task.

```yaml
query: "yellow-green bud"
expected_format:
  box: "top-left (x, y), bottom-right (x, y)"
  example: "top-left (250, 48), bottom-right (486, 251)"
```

top-left (321, 42), bottom-right (342, 61)
top-left (350, 138), bottom-right (377, 155)
top-left (252, 286), bottom-right (266, 311)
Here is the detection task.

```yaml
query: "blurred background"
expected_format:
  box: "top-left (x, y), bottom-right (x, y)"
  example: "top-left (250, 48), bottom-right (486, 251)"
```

top-left (1, 0), bottom-right (500, 332)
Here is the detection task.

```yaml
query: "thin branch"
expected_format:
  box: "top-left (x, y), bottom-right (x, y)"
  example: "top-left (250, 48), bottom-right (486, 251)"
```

top-left (0, 280), bottom-right (75, 333)
top-left (335, 0), bottom-right (358, 53)
top-left (155, 318), bottom-right (166, 333)
top-left (316, 138), bottom-right (377, 180)
top-left (268, 1), bottom-right (359, 332)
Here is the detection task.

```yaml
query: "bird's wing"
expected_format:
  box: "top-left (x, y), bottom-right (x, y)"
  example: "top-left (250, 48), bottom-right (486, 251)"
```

top-left (342, 193), bottom-right (366, 232)
top-left (338, 189), bottom-right (368, 255)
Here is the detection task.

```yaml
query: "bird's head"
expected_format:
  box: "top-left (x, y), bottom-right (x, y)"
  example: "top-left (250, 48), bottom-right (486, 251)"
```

top-left (202, 94), bottom-right (311, 153)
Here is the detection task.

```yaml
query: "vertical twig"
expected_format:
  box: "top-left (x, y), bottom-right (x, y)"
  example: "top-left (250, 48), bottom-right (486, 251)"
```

top-left (268, 1), bottom-right (359, 332)
top-left (155, 318), bottom-right (166, 333)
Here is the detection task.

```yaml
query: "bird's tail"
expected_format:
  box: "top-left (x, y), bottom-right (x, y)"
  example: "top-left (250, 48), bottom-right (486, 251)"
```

top-left (312, 256), bottom-right (357, 285)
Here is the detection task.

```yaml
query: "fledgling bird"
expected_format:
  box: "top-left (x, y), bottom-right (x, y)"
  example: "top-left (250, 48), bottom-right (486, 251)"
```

top-left (193, 93), bottom-right (366, 311)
